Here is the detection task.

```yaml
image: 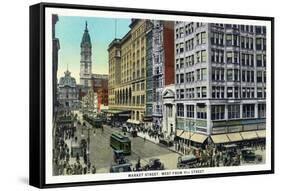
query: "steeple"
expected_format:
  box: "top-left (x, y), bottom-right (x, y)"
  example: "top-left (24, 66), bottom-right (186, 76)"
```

top-left (80, 20), bottom-right (92, 88)
top-left (81, 20), bottom-right (91, 47)
top-left (85, 21), bottom-right (88, 32)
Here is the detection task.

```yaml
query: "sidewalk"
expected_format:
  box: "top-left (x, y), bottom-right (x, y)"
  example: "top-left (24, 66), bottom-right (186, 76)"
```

top-left (136, 132), bottom-right (183, 156)
top-left (137, 132), bottom-right (159, 144)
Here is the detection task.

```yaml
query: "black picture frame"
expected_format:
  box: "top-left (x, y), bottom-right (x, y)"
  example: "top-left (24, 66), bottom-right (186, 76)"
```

top-left (29, 2), bottom-right (275, 188)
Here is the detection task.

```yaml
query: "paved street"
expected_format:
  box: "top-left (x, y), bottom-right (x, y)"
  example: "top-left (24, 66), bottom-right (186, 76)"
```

top-left (54, 110), bottom-right (266, 175)
top-left (76, 120), bottom-right (180, 173)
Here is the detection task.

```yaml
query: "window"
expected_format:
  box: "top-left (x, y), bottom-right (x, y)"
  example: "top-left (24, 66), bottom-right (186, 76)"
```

top-left (256, 38), bottom-right (262, 50)
top-left (256, 26), bottom-right (262, 34)
top-left (234, 52), bottom-right (239, 64)
top-left (243, 104), bottom-right (255, 118)
top-left (257, 87), bottom-right (263, 98)
top-left (196, 87), bottom-right (201, 98)
top-left (226, 34), bottom-right (232, 46)
top-left (227, 69), bottom-right (233, 81)
top-left (212, 86), bottom-right (224, 98)
top-left (180, 89), bottom-right (185, 99)
top-left (196, 32), bottom-right (206, 45)
top-left (202, 86), bottom-right (207, 98)
top-left (201, 68), bottom-right (207, 80)
top-left (241, 36), bottom-right (245, 48)
top-left (180, 73), bottom-right (184, 83)
top-left (186, 105), bottom-right (194, 118)
top-left (177, 104), bottom-right (184, 117)
top-left (257, 71), bottom-right (263, 83)
top-left (256, 54), bottom-right (262, 67)
top-left (202, 50), bottom-right (207, 62)
top-left (228, 105), bottom-right (240, 119)
top-left (196, 51), bottom-right (201, 63)
top-left (211, 105), bottom-right (225, 120)
top-left (227, 52), bottom-right (232, 63)
top-left (227, 87), bottom-right (233, 98)
top-left (197, 104), bottom-right (207, 119)
top-left (234, 69), bottom-right (239, 81)
top-left (234, 86), bottom-right (239, 98)
top-left (196, 50), bottom-right (207, 63)
top-left (202, 32), bottom-right (207, 44)
top-left (258, 104), bottom-right (266, 118)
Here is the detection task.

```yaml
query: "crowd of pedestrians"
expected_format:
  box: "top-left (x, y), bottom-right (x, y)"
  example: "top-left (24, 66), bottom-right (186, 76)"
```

top-left (53, 113), bottom-right (96, 176)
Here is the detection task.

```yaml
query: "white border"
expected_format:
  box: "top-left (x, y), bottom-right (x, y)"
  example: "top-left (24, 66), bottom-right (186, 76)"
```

top-left (45, 7), bottom-right (272, 184)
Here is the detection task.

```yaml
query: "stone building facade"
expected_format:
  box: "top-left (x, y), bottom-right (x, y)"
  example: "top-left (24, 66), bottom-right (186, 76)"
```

top-left (174, 22), bottom-right (266, 145)
top-left (108, 19), bottom-right (149, 123)
top-left (58, 70), bottom-right (79, 110)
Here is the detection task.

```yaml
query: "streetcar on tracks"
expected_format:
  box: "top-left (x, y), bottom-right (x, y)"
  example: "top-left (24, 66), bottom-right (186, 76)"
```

top-left (110, 132), bottom-right (131, 155)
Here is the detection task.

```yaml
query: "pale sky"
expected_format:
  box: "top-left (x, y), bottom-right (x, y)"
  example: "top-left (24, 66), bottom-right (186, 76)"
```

top-left (55, 16), bottom-right (130, 83)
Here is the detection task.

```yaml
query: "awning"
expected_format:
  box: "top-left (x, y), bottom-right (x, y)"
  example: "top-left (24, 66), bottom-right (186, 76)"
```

top-left (227, 133), bottom-right (243, 142)
top-left (240, 131), bottom-right (258, 140)
top-left (176, 130), bottom-right (193, 140)
top-left (190, 133), bottom-right (208, 143)
top-left (256, 130), bottom-right (266, 138)
top-left (182, 131), bottom-right (193, 140)
top-left (211, 134), bottom-right (230, 144)
top-left (176, 130), bottom-right (184, 137)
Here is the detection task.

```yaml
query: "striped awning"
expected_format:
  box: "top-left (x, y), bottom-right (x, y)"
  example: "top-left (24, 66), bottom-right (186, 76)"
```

top-left (211, 134), bottom-right (230, 144)
top-left (190, 133), bottom-right (208, 143)
top-left (240, 131), bottom-right (258, 140)
top-left (227, 133), bottom-right (243, 142)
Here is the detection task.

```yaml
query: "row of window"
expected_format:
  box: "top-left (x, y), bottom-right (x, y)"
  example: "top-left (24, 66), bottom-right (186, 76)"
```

top-left (176, 50), bottom-right (266, 68)
top-left (176, 103), bottom-right (266, 120)
top-left (177, 67), bottom-right (266, 84)
top-left (177, 103), bottom-right (207, 119)
top-left (175, 22), bottom-right (205, 39)
top-left (211, 49), bottom-right (266, 67)
top-left (175, 86), bottom-right (266, 99)
top-left (211, 104), bottom-right (266, 120)
top-left (211, 24), bottom-right (266, 35)
top-left (176, 86), bottom-right (207, 99)
top-left (211, 86), bottom-right (266, 99)
top-left (176, 68), bottom-right (207, 84)
top-left (175, 34), bottom-right (206, 54)
top-left (176, 50), bottom-right (207, 69)
top-left (176, 23), bottom-right (266, 39)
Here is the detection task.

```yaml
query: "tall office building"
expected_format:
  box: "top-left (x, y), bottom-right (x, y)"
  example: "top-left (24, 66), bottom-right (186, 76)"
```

top-left (174, 22), bottom-right (266, 145)
top-left (108, 19), bottom-right (149, 123)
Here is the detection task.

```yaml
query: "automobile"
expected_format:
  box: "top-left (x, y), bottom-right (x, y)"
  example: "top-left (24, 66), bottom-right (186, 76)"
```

top-left (222, 144), bottom-right (238, 158)
top-left (110, 163), bottom-right (132, 173)
top-left (241, 148), bottom-right (261, 162)
top-left (143, 158), bottom-right (164, 171)
top-left (113, 150), bottom-right (127, 164)
top-left (177, 154), bottom-right (199, 169)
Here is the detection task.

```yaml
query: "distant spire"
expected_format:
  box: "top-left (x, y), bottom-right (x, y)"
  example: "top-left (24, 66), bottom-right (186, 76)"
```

top-left (85, 21), bottom-right (88, 32)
